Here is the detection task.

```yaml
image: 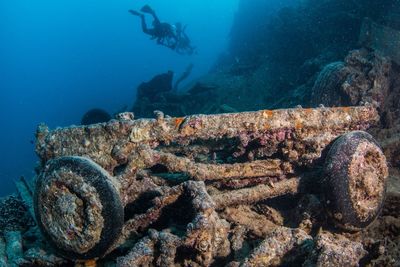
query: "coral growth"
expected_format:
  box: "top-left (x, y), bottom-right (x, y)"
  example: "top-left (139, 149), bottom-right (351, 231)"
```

top-left (0, 196), bottom-right (32, 233)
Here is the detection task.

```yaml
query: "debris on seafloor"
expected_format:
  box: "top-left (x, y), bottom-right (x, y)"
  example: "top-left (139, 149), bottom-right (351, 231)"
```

top-left (116, 181), bottom-right (230, 267)
top-left (310, 61), bottom-right (351, 107)
top-left (304, 231), bottom-right (367, 267)
top-left (310, 48), bottom-right (392, 110)
top-left (241, 227), bottom-right (313, 267)
top-left (0, 105), bottom-right (397, 266)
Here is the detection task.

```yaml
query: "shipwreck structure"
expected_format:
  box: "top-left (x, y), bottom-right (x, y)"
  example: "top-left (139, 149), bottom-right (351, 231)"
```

top-left (33, 105), bottom-right (388, 264)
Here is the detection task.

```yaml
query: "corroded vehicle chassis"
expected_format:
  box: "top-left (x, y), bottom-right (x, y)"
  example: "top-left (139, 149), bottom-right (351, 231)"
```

top-left (34, 106), bottom-right (388, 260)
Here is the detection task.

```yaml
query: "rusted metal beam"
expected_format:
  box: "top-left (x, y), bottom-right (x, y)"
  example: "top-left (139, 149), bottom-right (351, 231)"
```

top-left (212, 178), bottom-right (301, 210)
top-left (36, 106), bottom-right (378, 174)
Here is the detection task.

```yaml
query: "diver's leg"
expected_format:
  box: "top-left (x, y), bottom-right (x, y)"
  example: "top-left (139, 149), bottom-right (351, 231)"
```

top-left (128, 10), bottom-right (141, 16)
top-left (141, 5), bottom-right (160, 23)
top-left (129, 10), bottom-right (150, 34)
top-left (128, 9), bottom-right (155, 36)
top-left (140, 4), bottom-right (153, 13)
top-left (139, 15), bottom-right (152, 35)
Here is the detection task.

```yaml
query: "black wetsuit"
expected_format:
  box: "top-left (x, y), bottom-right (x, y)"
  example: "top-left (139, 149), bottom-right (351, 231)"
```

top-left (136, 9), bottom-right (177, 48)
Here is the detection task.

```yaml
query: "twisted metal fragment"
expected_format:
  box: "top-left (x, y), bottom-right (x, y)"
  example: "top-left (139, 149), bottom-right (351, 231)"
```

top-left (242, 227), bottom-right (313, 267)
top-left (116, 235), bottom-right (155, 267)
top-left (305, 231), bottom-right (367, 267)
top-left (212, 178), bottom-right (301, 209)
top-left (116, 181), bottom-right (230, 267)
top-left (24, 248), bottom-right (67, 267)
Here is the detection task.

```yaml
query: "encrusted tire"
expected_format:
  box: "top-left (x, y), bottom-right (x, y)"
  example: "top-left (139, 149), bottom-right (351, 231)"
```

top-left (324, 131), bottom-right (388, 231)
top-left (34, 156), bottom-right (124, 260)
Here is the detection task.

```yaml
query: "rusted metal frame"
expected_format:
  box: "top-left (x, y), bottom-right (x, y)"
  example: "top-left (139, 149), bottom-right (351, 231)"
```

top-left (32, 105), bottom-right (381, 261)
top-left (212, 178), bottom-right (301, 209)
top-left (154, 150), bottom-right (285, 181)
top-left (35, 106), bottom-right (379, 167)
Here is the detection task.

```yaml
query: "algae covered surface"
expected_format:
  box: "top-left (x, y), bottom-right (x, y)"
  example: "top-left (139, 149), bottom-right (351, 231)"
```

top-left (1, 0), bottom-right (400, 266)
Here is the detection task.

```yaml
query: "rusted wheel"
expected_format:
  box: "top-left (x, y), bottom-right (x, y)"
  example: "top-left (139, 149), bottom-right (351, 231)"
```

top-left (34, 156), bottom-right (124, 260)
top-left (324, 131), bottom-right (388, 231)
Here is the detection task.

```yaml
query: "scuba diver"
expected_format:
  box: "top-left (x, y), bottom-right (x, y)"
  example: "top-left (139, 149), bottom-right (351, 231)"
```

top-left (129, 5), bottom-right (195, 55)
top-left (129, 5), bottom-right (178, 49)
top-left (174, 23), bottom-right (196, 55)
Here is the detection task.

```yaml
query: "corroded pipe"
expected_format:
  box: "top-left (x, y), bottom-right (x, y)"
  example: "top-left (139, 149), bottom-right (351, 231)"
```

top-left (36, 105), bottom-right (378, 173)
top-left (35, 106), bottom-right (378, 205)
top-left (212, 178), bottom-right (301, 209)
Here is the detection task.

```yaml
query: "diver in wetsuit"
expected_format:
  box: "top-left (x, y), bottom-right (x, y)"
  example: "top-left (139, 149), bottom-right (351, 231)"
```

top-left (129, 5), bottom-right (178, 49)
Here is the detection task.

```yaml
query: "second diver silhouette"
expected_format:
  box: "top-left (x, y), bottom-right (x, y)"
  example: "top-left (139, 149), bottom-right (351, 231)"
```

top-left (129, 5), bottom-right (195, 55)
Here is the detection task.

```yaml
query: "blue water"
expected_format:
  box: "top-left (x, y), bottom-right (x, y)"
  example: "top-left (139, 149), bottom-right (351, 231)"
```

top-left (0, 0), bottom-right (239, 196)
top-left (0, 0), bottom-right (300, 196)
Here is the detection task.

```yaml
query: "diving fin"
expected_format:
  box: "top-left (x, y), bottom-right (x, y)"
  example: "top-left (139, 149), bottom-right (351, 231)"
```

top-left (141, 5), bottom-right (154, 14)
top-left (129, 10), bottom-right (142, 16)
